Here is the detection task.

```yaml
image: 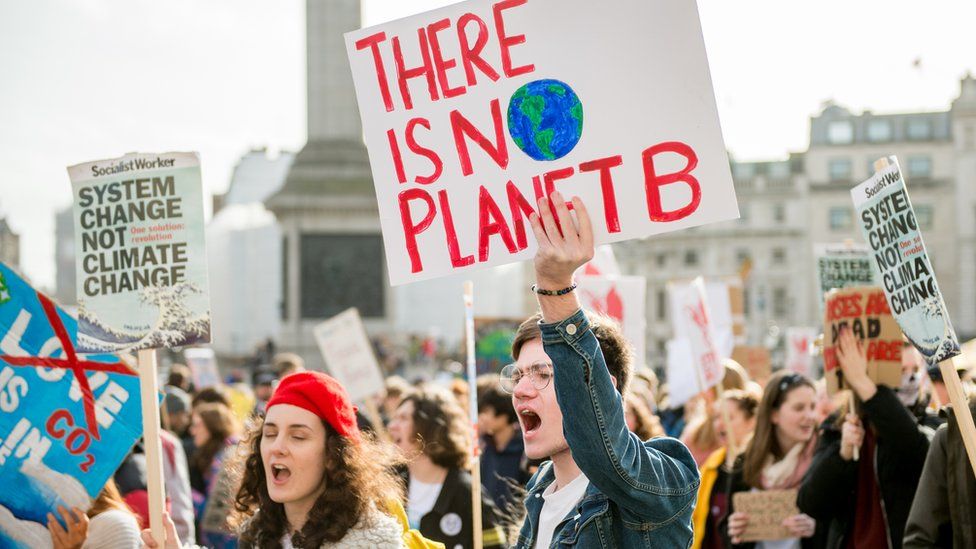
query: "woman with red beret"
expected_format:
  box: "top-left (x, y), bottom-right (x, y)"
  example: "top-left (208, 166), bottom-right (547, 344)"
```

top-left (142, 371), bottom-right (441, 549)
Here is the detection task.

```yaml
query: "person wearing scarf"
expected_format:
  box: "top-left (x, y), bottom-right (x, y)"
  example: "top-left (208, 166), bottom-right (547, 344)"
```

top-left (725, 371), bottom-right (821, 549)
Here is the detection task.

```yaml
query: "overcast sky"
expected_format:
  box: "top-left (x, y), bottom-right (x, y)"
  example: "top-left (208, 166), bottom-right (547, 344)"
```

top-left (1, 0), bottom-right (973, 290)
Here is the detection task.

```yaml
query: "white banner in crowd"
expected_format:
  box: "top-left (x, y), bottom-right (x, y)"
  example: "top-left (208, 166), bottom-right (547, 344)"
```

top-left (851, 158), bottom-right (960, 365)
top-left (345, 0), bottom-right (738, 285)
top-left (672, 277), bottom-right (724, 397)
top-left (666, 338), bottom-right (699, 407)
top-left (577, 275), bottom-right (646, 367)
top-left (669, 279), bottom-right (734, 358)
top-left (785, 327), bottom-right (817, 377)
top-left (68, 151), bottom-right (212, 352)
top-left (313, 308), bottom-right (386, 403)
top-left (185, 347), bottom-right (220, 390)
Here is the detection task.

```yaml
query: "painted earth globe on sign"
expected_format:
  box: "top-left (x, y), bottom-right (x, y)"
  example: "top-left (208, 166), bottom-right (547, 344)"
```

top-left (507, 79), bottom-right (583, 161)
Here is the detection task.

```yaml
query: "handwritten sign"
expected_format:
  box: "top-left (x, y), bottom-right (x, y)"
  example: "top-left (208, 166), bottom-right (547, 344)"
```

top-left (577, 275), bottom-right (646, 368)
top-left (851, 158), bottom-right (960, 365)
top-left (732, 489), bottom-right (798, 542)
top-left (313, 308), bottom-right (385, 402)
top-left (823, 286), bottom-right (902, 394)
top-left (68, 152), bottom-right (211, 352)
top-left (785, 327), bottom-right (817, 377)
top-left (345, 0), bottom-right (738, 285)
top-left (0, 263), bottom-right (143, 548)
top-left (731, 346), bottom-right (771, 384)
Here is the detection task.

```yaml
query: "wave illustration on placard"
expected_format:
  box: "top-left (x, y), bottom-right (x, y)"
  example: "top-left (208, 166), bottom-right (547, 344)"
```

top-left (78, 282), bottom-right (211, 352)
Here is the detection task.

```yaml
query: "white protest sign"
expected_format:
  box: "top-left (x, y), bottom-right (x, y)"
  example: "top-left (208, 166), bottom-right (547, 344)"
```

top-left (785, 327), bottom-right (817, 377)
top-left (581, 244), bottom-right (621, 277)
top-left (345, 0), bottom-right (738, 285)
top-left (851, 158), bottom-right (960, 365)
top-left (674, 277), bottom-right (724, 393)
top-left (814, 243), bottom-right (875, 310)
top-left (313, 308), bottom-right (386, 402)
top-left (184, 348), bottom-right (220, 390)
top-left (669, 278), bottom-right (734, 358)
top-left (577, 275), bottom-right (646, 367)
top-left (666, 338), bottom-right (698, 407)
top-left (68, 152), bottom-right (211, 352)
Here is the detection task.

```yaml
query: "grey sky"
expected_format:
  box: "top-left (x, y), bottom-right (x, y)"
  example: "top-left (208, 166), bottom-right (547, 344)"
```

top-left (1, 0), bottom-right (973, 290)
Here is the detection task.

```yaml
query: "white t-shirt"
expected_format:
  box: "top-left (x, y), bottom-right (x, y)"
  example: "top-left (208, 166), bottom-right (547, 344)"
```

top-left (407, 477), bottom-right (444, 529)
top-left (534, 471), bottom-right (590, 549)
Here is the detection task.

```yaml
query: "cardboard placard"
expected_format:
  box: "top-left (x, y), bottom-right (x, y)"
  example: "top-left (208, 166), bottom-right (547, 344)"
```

top-left (731, 346), bottom-right (771, 384)
top-left (68, 152), bottom-right (211, 352)
top-left (313, 308), bottom-right (385, 402)
top-left (345, 0), bottom-right (738, 285)
top-left (851, 158), bottom-right (960, 365)
top-left (823, 286), bottom-right (902, 394)
top-left (577, 275), bottom-right (646, 368)
top-left (0, 263), bottom-right (143, 548)
top-left (732, 489), bottom-right (799, 542)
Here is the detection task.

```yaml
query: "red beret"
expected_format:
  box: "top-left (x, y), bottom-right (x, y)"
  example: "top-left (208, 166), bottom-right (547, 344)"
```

top-left (266, 371), bottom-right (360, 441)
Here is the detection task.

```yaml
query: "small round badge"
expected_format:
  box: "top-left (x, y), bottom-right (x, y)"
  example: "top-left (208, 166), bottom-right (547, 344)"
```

top-left (440, 512), bottom-right (463, 537)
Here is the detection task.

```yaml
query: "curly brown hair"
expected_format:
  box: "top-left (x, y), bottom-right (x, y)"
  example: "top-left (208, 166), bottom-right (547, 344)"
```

top-left (400, 388), bottom-right (472, 470)
top-left (233, 416), bottom-right (405, 548)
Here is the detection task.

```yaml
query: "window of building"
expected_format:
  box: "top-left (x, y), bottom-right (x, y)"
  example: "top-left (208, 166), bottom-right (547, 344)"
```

top-left (906, 119), bottom-right (932, 141)
top-left (827, 121), bottom-right (854, 144)
top-left (829, 207), bottom-right (853, 230)
top-left (773, 286), bottom-right (788, 317)
top-left (866, 157), bottom-right (878, 178)
top-left (866, 119), bottom-right (892, 142)
top-left (281, 235), bottom-right (289, 320)
top-left (915, 205), bottom-right (934, 230)
top-left (734, 163), bottom-right (755, 179)
top-left (907, 155), bottom-right (932, 179)
top-left (743, 287), bottom-right (751, 316)
top-left (684, 250), bottom-right (699, 267)
top-left (773, 203), bottom-right (786, 223)
top-left (768, 162), bottom-right (791, 179)
top-left (772, 248), bottom-right (787, 265)
top-left (735, 248), bottom-right (751, 266)
top-left (739, 203), bottom-right (750, 222)
top-left (656, 288), bottom-right (667, 321)
top-left (655, 252), bottom-right (667, 267)
top-left (829, 158), bottom-right (852, 181)
top-left (300, 234), bottom-right (385, 319)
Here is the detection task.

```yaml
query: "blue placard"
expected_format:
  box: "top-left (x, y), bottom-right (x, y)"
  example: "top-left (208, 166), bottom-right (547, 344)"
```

top-left (0, 263), bottom-right (143, 548)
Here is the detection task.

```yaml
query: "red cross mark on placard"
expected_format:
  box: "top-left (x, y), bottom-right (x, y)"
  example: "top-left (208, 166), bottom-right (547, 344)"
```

top-left (0, 292), bottom-right (137, 440)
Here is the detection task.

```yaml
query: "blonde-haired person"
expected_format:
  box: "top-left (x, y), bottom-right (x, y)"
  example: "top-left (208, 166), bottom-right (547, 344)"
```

top-left (625, 391), bottom-right (665, 441)
top-left (47, 478), bottom-right (141, 549)
top-left (691, 390), bottom-right (759, 549)
top-left (726, 371), bottom-right (820, 548)
top-left (681, 360), bottom-right (751, 466)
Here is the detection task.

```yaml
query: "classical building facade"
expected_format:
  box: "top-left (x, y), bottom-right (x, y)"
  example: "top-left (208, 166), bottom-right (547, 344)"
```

top-left (626, 75), bottom-right (976, 367)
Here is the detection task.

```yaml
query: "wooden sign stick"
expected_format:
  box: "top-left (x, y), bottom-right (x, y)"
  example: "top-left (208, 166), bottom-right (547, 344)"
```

top-left (939, 357), bottom-right (976, 478)
top-left (848, 391), bottom-right (859, 462)
top-left (138, 349), bottom-right (167, 546)
top-left (463, 282), bottom-right (483, 549)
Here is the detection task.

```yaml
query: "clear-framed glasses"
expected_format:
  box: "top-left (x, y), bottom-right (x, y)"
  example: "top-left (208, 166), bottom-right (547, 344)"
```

top-left (499, 361), bottom-right (553, 393)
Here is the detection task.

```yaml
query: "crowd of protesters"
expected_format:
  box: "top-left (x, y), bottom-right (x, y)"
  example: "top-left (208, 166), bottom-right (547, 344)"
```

top-left (54, 194), bottom-right (976, 548)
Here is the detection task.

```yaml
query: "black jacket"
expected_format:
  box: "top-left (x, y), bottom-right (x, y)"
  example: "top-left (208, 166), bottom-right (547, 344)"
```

top-left (798, 385), bottom-right (931, 549)
top-left (402, 467), bottom-right (506, 549)
top-left (903, 399), bottom-right (976, 548)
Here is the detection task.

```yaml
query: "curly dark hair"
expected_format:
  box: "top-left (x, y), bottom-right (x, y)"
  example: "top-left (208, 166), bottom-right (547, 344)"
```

top-left (233, 416), bottom-right (405, 548)
top-left (400, 388), bottom-right (472, 470)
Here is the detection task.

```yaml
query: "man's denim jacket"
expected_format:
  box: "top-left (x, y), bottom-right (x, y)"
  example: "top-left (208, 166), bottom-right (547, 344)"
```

top-left (515, 309), bottom-right (700, 548)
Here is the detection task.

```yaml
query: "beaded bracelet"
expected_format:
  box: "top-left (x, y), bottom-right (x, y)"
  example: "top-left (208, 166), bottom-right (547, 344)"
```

top-left (531, 282), bottom-right (577, 296)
